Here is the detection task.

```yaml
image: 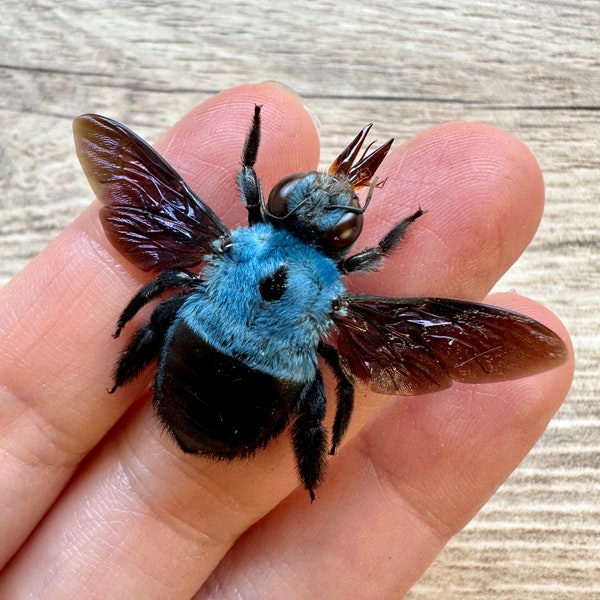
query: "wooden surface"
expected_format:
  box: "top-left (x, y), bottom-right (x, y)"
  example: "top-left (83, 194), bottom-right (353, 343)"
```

top-left (1, 1), bottom-right (598, 597)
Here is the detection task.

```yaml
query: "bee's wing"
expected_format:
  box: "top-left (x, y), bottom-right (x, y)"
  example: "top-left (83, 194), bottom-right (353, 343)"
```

top-left (73, 114), bottom-right (230, 272)
top-left (333, 295), bottom-right (567, 395)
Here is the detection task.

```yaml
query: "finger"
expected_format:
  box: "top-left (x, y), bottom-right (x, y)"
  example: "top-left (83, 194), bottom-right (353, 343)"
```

top-left (195, 298), bottom-right (573, 599)
top-left (332, 119), bottom-right (552, 439)
top-left (285, 122), bottom-right (551, 451)
top-left (0, 83), bottom-right (319, 568)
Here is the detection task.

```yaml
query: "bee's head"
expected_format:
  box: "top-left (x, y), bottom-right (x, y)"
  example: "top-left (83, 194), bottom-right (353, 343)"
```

top-left (264, 124), bottom-right (393, 257)
top-left (265, 171), bottom-right (365, 255)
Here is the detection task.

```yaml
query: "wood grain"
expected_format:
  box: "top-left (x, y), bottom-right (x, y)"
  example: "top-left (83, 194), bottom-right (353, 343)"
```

top-left (1, 1), bottom-right (599, 597)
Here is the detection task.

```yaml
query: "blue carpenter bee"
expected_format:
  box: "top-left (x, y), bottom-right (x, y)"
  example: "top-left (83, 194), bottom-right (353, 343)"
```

top-left (73, 106), bottom-right (567, 500)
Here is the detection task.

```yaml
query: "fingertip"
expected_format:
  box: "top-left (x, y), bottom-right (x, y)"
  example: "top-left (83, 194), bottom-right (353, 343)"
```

top-left (367, 120), bottom-right (546, 299)
top-left (413, 119), bottom-right (543, 223)
top-left (154, 83), bottom-right (320, 222)
top-left (394, 120), bottom-right (544, 197)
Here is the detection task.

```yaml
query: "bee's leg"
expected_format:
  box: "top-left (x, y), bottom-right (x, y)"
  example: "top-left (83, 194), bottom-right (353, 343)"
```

top-left (114, 269), bottom-right (197, 337)
top-left (291, 371), bottom-right (329, 501)
top-left (318, 342), bottom-right (355, 455)
top-left (237, 104), bottom-right (264, 226)
top-left (110, 292), bottom-right (190, 392)
top-left (339, 207), bottom-right (424, 274)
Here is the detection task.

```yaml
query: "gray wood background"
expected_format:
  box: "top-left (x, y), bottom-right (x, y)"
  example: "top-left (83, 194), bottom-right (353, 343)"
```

top-left (1, 1), bottom-right (598, 597)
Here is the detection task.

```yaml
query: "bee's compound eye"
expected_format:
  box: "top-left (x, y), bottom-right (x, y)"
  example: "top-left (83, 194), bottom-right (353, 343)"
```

top-left (323, 211), bottom-right (363, 251)
top-left (267, 173), bottom-right (306, 217)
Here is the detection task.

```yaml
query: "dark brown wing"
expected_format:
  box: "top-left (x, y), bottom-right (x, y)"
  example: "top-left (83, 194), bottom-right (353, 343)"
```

top-left (73, 114), bottom-right (230, 272)
top-left (334, 295), bottom-right (568, 395)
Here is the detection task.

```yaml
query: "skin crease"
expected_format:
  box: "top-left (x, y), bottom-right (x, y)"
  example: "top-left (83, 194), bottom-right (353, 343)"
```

top-left (0, 83), bottom-right (573, 598)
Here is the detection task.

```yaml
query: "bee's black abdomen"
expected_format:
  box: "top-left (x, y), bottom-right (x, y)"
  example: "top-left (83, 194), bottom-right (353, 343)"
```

top-left (154, 320), bottom-right (303, 458)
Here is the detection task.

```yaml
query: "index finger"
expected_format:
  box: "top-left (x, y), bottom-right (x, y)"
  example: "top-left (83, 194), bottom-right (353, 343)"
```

top-left (0, 83), bottom-right (320, 568)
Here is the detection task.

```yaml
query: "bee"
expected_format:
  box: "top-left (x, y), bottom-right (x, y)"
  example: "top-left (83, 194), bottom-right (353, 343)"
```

top-left (73, 106), bottom-right (567, 500)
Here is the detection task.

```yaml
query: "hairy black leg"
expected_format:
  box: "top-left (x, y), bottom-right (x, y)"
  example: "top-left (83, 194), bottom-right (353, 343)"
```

top-left (110, 292), bottom-right (191, 392)
top-left (114, 269), bottom-right (197, 337)
top-left (339, 207), bottom-right (425, 274)
top-left (237, 104), bottom-right (264, 226)
top-left (318, 342), bottom-right (355, 455)
top-left (291, 372), bottom-right (329, 501)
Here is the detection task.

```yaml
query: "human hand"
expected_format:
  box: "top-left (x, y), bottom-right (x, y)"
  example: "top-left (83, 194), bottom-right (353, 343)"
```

top-left (0, 83), bottom-right (573, 598)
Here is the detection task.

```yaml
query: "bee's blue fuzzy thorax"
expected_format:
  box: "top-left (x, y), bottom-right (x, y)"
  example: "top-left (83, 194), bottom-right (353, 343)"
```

top-left (179, 223), bottom-right (345, 383)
